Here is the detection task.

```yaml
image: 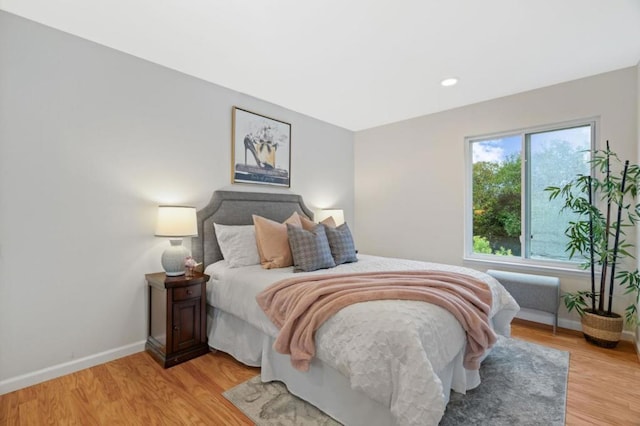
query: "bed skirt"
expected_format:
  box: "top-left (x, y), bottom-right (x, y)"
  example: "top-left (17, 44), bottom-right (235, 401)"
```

top-left (207, 306), bottom-right (485, 426)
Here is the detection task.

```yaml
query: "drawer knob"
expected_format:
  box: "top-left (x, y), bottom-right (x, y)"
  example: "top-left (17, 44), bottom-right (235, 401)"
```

top-left (173, 325), bottom-right (179, 331)
top-left (186, 290), bottom-right (192, 295)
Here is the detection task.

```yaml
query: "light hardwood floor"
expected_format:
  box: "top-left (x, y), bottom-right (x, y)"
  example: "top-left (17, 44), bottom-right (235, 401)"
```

top-left (1, 320), bottom-right (638, 425)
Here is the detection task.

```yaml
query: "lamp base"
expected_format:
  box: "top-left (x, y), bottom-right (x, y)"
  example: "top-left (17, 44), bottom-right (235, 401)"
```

top-left (161, 239), bottom-right (190, 276)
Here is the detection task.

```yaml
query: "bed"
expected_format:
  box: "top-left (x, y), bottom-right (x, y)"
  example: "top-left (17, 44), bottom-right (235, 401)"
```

top-left (192, 190), bottom-right (519, 426)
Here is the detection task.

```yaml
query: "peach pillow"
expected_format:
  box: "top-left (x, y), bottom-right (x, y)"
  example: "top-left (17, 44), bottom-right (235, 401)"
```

top-left (297, 212), bottom-right (316, 231)
top-left (253, 213), bottom-right (302, 269)
top-left (297, 212), bottom-right (337, 230)
top-left (320, 215), bottom-right (337, 228)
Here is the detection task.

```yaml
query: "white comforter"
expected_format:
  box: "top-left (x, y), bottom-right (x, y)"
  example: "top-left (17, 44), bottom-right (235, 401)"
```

top-left (205, 254), bottom-right (519, 426)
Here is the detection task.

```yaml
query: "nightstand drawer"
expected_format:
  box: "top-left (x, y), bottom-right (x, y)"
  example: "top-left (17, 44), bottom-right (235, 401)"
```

top-left (173, 284), bottom-right (201, 301)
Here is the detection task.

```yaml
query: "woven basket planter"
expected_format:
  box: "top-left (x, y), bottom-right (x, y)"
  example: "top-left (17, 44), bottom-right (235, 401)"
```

top-left (581, 309), bottom-right (623, 348)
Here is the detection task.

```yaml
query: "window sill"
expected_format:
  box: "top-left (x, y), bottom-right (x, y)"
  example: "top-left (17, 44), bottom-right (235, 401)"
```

top-left (462, 256), bottom-right (592, 277)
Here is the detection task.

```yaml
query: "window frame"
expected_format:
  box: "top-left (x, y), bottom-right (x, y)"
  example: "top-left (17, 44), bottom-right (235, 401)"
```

top-left (463, 118), bottom-right (599, 272)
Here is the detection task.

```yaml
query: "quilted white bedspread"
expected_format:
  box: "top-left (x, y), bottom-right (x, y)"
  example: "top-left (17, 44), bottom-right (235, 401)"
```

top-left (205, 255), bottom-right (519, 426)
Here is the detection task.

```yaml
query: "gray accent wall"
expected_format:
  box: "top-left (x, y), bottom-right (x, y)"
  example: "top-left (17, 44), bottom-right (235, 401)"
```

top-left (0, 11), bottom-right (354, 389)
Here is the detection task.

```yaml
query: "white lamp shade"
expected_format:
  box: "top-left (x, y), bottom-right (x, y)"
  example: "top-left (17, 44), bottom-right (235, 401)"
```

top-left (315, 209), bottom-right (345, 226)
top-left (155, 206), bottom-right (198, 237)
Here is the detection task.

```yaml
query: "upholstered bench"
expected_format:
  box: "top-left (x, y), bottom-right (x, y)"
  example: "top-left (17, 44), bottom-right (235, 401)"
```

top-left (486, 269), bottom-right (560, 333)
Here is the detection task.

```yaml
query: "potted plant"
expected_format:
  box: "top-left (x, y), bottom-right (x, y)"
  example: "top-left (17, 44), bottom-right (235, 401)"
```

top-left (545, 142), bottom-right (640, 348)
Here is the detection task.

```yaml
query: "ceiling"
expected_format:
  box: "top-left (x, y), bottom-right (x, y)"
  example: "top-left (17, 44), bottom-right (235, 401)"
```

top-left (2, 0), bottom-right (639, 131)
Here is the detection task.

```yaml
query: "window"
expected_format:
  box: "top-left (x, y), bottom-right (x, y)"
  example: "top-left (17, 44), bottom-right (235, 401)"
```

top-left (466, 120), bottom-right (595, 266)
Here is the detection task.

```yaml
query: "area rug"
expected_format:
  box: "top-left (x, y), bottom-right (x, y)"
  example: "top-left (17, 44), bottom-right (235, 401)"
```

top-left (223, 336), bottom-right (569, 426)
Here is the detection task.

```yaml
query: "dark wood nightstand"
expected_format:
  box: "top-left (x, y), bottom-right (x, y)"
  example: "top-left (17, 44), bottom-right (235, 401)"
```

top-left (145, 271), bottom-right (210, 368)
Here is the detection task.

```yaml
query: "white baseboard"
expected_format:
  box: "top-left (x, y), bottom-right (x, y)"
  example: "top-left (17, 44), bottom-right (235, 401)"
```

top-left (558, 318), bottom-right (636, 342)
top-left (515, 308), bottom-right (556, 327)
top-left (0, 340), bottom-right (146, 395)
top-left (516, 309), bottom-right (636, 342)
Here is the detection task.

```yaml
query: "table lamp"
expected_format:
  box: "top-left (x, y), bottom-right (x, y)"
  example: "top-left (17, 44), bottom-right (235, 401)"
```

top-left (155, 205), bottom-right (198, 276)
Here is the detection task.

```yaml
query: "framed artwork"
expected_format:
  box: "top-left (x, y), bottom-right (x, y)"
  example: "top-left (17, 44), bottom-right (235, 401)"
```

top-left (232, 107), bottom-right (291, 187)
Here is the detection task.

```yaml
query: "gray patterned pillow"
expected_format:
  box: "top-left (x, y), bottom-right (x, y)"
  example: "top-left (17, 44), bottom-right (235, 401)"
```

top-left (323, 223), bottom-right (358, 265)
top-left (286, 223), bottom-right (336, 272)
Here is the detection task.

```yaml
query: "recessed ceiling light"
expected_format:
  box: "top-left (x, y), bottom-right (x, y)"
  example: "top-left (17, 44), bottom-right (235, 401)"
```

top-left (441, 77), bottom-right (458, 87)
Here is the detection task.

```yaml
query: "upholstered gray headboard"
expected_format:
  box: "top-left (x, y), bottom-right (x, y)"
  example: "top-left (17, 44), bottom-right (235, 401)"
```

top-left (191, 190), bottom-right (314, 268)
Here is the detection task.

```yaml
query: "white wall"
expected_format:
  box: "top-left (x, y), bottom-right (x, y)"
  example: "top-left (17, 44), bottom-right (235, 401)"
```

top-left (0, 11), bottom-right (354, 392)
top-left (355, 67), bottom-right (638, 329)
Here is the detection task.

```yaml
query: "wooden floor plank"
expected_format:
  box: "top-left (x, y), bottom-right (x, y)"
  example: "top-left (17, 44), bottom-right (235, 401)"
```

top-left (0, 321), bottom-right (637, 425)
top-left (511, 320), bottom-right (639, 426)
top-left (0, 393), bottom-right (19, 424)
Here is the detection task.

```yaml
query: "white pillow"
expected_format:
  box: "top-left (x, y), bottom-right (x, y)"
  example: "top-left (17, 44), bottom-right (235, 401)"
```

top-left (213, 223), bottom-right (261, 268)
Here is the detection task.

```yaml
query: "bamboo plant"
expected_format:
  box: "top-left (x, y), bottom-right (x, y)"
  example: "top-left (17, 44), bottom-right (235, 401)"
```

top-left (545, 142), bottom-right (640, 325)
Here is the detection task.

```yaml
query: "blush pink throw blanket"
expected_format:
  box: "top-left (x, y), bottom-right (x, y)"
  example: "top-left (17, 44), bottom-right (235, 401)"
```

top-left (256, 270), bottom-right (497, 372)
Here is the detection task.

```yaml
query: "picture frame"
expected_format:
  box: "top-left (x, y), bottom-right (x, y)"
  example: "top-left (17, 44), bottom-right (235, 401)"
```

top-left (232, 107), bottom-right (291, 187)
